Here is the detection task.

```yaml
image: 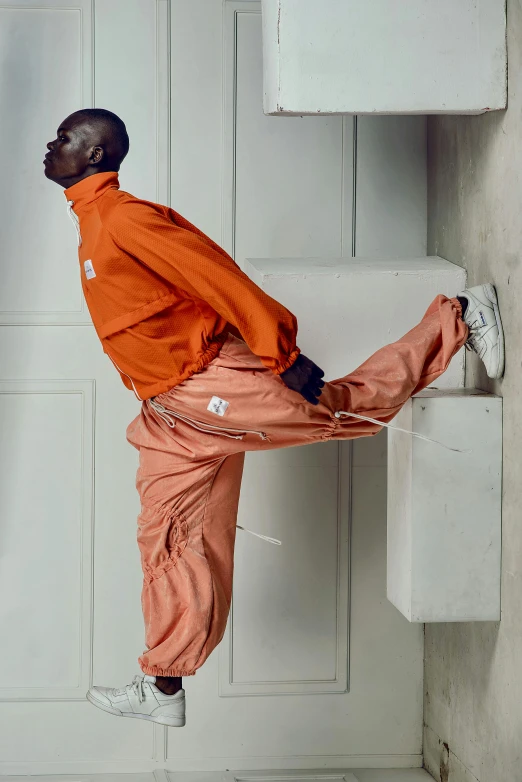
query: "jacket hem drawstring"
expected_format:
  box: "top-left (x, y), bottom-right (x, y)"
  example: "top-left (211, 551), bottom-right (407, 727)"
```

top-left (108, 357), bottom-right (144, 401)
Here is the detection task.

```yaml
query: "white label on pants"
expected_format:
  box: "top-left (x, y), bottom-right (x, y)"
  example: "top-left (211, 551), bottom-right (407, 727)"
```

top-left (207, 396), bottom-right (229, 416)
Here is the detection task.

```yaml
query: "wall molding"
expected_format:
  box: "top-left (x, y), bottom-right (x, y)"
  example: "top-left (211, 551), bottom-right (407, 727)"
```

top-left (222, 0), bottom-right (255, 260)
top-left (155, 0), bottom-right (171, 205)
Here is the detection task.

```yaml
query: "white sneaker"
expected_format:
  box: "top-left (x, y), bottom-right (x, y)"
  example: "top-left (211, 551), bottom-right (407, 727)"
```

top-left (458, 283), bottom-right (505, 379)
top-left (86, 673), bottom-right (186, 727)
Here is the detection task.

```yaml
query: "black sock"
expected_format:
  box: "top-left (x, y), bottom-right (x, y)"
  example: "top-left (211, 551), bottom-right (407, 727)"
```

top-left (155, 675), bottom-right (182, 694)
top-left (457, 296), bottom-right (468, 316)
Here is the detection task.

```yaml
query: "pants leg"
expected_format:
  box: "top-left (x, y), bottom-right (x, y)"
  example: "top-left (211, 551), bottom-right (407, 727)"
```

top-left (125, 408), bottom-right (246, 677)
top-left (324, 293), bottom-right (469, 438)
top-left (126, 294), bottom-right (467, 676)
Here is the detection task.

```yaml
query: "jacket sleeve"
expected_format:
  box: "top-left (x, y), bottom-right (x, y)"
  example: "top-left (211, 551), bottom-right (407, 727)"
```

top-left (104, 199), bottom-right (300, 375)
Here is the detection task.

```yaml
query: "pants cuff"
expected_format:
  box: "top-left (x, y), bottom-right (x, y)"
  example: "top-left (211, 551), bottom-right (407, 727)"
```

top-left (140, 664), bottom-right (196, 677)
top-left (450, 295), bottom-right (464, 320)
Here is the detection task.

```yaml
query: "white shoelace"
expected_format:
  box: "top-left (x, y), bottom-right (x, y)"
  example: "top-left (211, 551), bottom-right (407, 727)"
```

top-left (334, 410), bottom-right (471, 453)
top-left (465, 319), bottom-right (488, 359)
top-left (112, 674), bottom-right (148, 703)
top-left (66, 200), bottom-right (82, 246)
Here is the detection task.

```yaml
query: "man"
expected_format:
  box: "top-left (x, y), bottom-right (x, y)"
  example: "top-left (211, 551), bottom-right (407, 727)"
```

top-left (44, 108), bottom-right (504, 728)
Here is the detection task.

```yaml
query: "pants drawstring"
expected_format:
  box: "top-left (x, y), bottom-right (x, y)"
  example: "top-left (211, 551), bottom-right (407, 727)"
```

top-left (149, 398), bottom-right (282, 545)
top-left (236, 525), bottom-right (282, 546)
top-left (334, 410), bottom-right (471, 454)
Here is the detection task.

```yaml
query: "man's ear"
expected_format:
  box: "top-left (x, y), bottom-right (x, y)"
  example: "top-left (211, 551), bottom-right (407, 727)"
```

top-left (90, 145), bottom-right (104, 165)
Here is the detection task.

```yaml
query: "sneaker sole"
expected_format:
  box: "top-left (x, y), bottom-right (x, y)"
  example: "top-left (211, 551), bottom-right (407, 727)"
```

top-left (86, 690), bottom-right (186, 727)
top-left (483, 283), bottom-right (505, 379)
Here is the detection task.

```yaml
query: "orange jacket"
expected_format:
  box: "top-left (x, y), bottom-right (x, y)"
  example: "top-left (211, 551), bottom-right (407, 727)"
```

top-left (63, 172), bottom-right (300, 399)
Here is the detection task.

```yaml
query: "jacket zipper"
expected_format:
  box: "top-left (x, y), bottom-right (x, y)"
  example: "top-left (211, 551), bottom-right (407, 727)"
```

top-left (149, 399), bottom-right (269, 441)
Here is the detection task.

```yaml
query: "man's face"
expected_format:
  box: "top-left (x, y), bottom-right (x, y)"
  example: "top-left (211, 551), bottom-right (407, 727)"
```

top-left (43, 114), bottom-right (100, 187)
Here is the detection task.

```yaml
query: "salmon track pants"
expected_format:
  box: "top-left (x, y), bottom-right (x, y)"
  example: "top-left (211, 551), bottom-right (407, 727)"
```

top-left (125, 295), bottom-right (467, 677)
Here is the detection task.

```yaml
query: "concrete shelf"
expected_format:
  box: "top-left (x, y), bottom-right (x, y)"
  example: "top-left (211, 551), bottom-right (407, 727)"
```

top-left (262, 0), bottom-right (507, 115)
top-left (387, 388), bottom-right (502, 623)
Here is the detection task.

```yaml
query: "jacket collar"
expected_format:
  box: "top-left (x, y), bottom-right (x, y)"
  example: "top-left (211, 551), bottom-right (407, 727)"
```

top-left (64, 171), bottom-right (120, 212)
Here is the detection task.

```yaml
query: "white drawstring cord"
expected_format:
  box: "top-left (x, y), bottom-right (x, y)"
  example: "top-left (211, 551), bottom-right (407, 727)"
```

top-left (150, 401), bottom-right (245, 439)
top-left (66, 200), bottom-right (82, 246)
top-left (152, 404), bottom-right (177, 428)
top-left (236, 525), bottom-right (282, 546)
top-left (149, 399), bottom-right (269, 440)
top-left (149, 399), bottom-right (281, 545)
top-left (334, 411), bottom-right (471, 454)
top-left (239, 407), bottom-right (469, 543)
top-left (106, 354), bottom-right (144, 402)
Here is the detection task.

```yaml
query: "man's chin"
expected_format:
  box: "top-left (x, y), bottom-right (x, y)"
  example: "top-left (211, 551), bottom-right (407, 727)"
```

top-left (43, 163), bottom-right (58, 182)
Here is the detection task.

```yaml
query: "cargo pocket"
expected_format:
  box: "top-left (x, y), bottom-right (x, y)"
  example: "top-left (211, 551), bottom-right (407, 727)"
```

top-left (137, 504), bottom-right (189, 584)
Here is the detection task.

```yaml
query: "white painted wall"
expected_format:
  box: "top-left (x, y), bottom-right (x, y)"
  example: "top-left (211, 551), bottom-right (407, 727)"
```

top-left (262, 0), bottom-right (507, 115)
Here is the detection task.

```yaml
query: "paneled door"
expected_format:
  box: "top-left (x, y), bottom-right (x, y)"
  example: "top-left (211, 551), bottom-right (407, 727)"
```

top-left (0, 0), bottom-right (172, 772)
top-left (167, 0), bottom-right (425, 775)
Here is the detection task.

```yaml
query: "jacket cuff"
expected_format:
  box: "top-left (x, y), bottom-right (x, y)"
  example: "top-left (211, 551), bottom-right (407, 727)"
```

top-left (272, 346), bottom-right (301, 375)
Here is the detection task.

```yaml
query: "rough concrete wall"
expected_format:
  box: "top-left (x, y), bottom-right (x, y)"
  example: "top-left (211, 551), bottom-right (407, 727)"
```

top-left (424, 2), bottom-right (522, 781)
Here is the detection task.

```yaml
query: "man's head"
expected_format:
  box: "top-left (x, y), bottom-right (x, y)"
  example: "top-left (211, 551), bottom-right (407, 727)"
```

top-left (43, 108), bottom-right (129, 188)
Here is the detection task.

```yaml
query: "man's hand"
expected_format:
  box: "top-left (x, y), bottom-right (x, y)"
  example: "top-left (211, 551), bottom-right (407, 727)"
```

top-left (279, 353), bottom-right (325, 405)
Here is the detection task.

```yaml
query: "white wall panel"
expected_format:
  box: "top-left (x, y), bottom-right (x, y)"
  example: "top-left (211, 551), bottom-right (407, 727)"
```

top-left (355, 117), bottom-right (427, 258)
top-left (233, 451), bottom-right (340, 682)
top-left (220, 443), bottom-right (350, 696)
top-left (0, 701), bottom-right (153, 764)
top-left (94, 0), bottom-right (170, 204)
top-left (223, 2), bottom-right (354, 266)
top-left (0, 381), bottom-right (94, 701)
top-left (0, 329), bottom-right (151, 767)
top-left (0, 1), bottom-right (93, 325)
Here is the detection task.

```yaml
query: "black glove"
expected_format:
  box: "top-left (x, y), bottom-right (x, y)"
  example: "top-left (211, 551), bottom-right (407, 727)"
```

top-left (279, 353), bottom-right (325, 405)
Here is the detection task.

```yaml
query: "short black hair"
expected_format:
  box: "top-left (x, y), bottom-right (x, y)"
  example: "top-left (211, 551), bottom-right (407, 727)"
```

top-left (74, 108), bottom-right (130, 169)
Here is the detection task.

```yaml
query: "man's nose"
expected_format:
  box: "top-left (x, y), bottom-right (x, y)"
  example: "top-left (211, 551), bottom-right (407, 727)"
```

top-left (46, 141), bottom-right (54, 152)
